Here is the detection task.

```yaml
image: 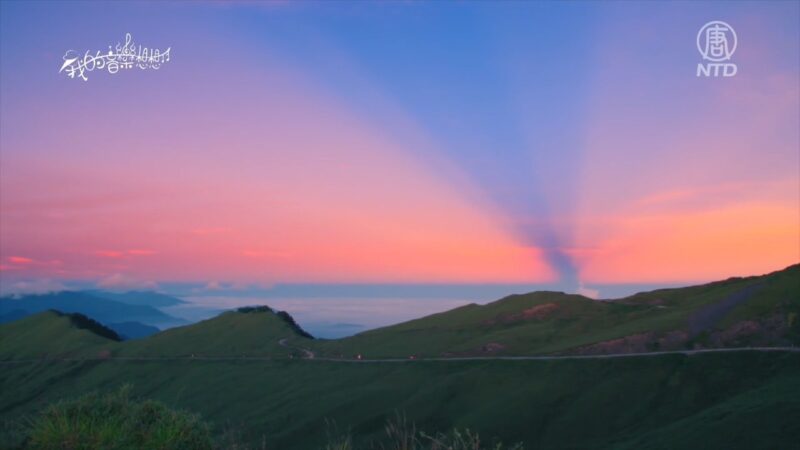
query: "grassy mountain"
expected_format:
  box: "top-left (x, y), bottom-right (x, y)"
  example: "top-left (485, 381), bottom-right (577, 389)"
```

top-left (1, 265), bottom-right (796, 360)
top-left (309, 264), bottom-right (799, 358)
top-left (117, 306), bottom-right (313, 357)
top-left (0, 311), bottom-right (120, 359)
top-left (0, 266), bottom-right (798, 449)
top-left (0, 291), bottom-right (185, 328)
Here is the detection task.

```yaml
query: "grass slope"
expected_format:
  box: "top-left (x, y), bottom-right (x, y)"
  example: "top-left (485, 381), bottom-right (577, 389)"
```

top-left (310, 265), bottom-right (799, 358)
top-left (0, 311), bottom-right (119, 359)
top-left (1, 352), bottom-right (797, 449)
top-left (118, 307), bottom-right (313, 357)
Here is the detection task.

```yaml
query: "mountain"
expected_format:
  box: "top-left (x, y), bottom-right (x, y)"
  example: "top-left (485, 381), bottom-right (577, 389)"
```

top-left (0, 310), bottom-right (120, 359)
top-left (1, 265), bottom-right (796, 360)
top-left (310, 264), bottom-right (799, 358)
top-left (0, 291), bottom-right (186, 328)
top-left (107, 321), bottom-right (160, 340)
top-left (85, 290), bottom-right (186, 307)
top-left (118, 306), bottom-right (313, 357)
top-left (0, 266), bottom-right (798, 449)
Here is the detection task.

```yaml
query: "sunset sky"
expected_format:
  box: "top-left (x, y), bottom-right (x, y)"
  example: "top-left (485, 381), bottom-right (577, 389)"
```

top-left (1, 1), bottom-right (798, 301)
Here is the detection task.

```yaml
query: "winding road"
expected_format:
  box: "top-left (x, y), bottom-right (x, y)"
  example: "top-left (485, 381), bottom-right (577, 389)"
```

top-left (1, 345), bottom-right (797, 365)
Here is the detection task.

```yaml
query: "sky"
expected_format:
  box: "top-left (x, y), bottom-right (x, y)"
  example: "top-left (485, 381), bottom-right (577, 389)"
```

top-left (1, 1), bottom-right (798, 320)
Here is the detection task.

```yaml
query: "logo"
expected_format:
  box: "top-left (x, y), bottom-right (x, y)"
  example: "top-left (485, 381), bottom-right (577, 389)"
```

top-left (59, 33), bottom-right (171, 81)
top-left (696, 21), bottom-right (737, 77)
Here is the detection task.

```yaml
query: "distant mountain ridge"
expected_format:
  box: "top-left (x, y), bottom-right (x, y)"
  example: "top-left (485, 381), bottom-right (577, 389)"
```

top-left (0, 291), bottom-right (186, 340)
top-left (0, 264), bottom-right (797, 359)
top-left (82, 290), bottom-right (186, 307)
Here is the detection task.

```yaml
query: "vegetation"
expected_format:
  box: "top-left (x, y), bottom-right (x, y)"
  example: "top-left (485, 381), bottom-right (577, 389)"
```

top-left (0, 310), bottom-right (120, 359)
top-left (0, 265), bottom-right (798, 449)
top-left (117, 309), bottom-right (308, 357)
top-left (309, 264), bottom-right (799, 358)
top-left (23, 386), bottom-right (213, 450)
top-left (58, 311), bottom-right (122, 342)
top-left (1, 352), bottom-right (797, 449)
top-left (326, 413), bottom-right (523, 450)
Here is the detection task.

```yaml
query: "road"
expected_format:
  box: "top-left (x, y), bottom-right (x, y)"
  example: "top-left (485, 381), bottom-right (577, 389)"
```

top-left (1, 346), bottom-right (798, 365)
top-left (278, 338), bottom-right (316, 359)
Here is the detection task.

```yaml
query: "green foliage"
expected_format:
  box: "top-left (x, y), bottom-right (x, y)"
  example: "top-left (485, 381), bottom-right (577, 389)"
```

top-left (3, 352), bottom-right (797, 449)
top-left (117, 309), bottom-right (314, 357)
top-left (325, 413), bottom-right (522, 450)
top-left (58, 311), bottom-right (122, 342)
top-left (0, 311), bottom-right (119, 359)
top-left (380, 413), bottom-right (522, 450)
top-left (24, 385), bottom-right (214, 450)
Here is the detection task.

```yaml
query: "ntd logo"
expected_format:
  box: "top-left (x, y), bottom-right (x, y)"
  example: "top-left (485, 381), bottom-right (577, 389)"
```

top-left (696, 21), bottom-right (738, 78)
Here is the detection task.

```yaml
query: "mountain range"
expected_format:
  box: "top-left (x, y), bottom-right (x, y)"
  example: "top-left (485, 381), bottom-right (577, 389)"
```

top-left (0, 290), bottom-right (186, 340)
top-left (0, 265), bottom-right (797, 449)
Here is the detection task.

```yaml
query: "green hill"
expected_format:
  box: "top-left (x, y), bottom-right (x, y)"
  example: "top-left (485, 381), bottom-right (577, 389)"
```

top-left (0, 266), bottom-right (798, 449)
top-left (310, 264), bottom-right (799, 358)
top-left (2, 265), bottom-right (796, 361)
top-left (117, 306), bottom-right (314, 357)
top-left (0, 311), bottom-right (120, 359)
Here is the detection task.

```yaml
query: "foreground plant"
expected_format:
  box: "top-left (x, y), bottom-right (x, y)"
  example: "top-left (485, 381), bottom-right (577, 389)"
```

top-left (328, 413), bottom-right (523, 450)
top-left (25, 385), bottom-right (214, 450)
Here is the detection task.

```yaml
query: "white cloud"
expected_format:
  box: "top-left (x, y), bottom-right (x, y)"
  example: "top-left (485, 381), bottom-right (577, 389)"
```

top-left (577, 283), bottom-right (600, 300)
top-left (0, 279), bottom-right (67, 297)
top-left (96, 273), bottom-right (158, 291)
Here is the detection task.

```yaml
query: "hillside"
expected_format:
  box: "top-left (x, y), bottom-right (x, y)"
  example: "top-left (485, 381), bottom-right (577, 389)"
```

top-left (1, 352), bottom-right (797, 449)
top-left (1, 265), bottom-right (796, 360)
top-left (310, 264), bottom-right (799, 358)
top-left (0, 267), bottom-right (798, 449)
top-left (0, 311), bottom-right (120, 359)
top-left (118, 306), bottom-right (313, 357)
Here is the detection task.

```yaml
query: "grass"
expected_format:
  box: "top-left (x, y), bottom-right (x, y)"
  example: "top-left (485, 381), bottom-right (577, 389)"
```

top-left (308, 264), bottom-right (799, 358)
top-left (0, 311), bottom-right (120, 359)
top-left (2, 265), bottom-right (796, 361)
top-left (23, 385), bottom-right (213, 450)
top-left (17, 392), bottom-right (521, 450)
top-left (1, 352), bottom-right (798, 449)
top-left (116, 309), bottom-right (308, 358)
top-left (1, 265), bottom-right (798, 448)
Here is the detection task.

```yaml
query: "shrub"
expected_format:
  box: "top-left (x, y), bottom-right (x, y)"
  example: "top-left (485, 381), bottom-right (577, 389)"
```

top-left (25, 385), bottom-right (213, 450)
top-left (327, 413), bottom-right (523, 450)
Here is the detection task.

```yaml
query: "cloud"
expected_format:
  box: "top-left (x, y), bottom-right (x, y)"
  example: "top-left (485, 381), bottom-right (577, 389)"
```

top-left (204, 280), bottom-right (222, 290)
top-left (127, 249), bottom-right (158, 256)
top-left (96, 273), bottom-right (158, 291)
top-left (0, 279), bottom-right (67, 296)
top-left (94, 250), bottom-right (126, 258)
top-left (577, 283), bottom-right (600, 300)
top-left (8, 256), bottom-right (33, 264)
top-left (94, 249), bottom-right (158, 258)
